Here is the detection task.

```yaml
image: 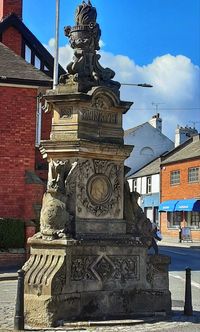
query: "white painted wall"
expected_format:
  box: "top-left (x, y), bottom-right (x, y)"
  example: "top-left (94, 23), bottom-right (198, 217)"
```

top-left (128, 174), bottom-right (160, 195)
top-left (125, 122), bottom-right (174, 175)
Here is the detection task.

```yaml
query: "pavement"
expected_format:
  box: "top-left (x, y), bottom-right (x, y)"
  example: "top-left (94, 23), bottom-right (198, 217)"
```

top-left (0, 238), bottom-right (200, 331)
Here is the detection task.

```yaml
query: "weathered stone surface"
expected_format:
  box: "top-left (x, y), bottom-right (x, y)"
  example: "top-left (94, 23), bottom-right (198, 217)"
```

top-left (23, 1), bottom-right (171, 327)
top-left (44, 87), bottom-right (133, 144)
top-left (39, 192), bottom-right (69, 240)
top-left (23, 239), bottom-right (171, 327)
top-left (59, 2), bottom-right (120, 93)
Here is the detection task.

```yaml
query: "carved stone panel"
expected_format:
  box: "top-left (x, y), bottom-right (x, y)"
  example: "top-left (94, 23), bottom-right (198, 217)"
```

top-left (71, 254), bottom-right (140, 283)
top-left (76, 159), bottom-right (123, 219)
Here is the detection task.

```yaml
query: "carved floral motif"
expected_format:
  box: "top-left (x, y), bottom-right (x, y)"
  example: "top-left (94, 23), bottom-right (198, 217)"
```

top-left (71, 254), bottom-right (140, 282)
top-left (77, 159), bottom-right (121, 217)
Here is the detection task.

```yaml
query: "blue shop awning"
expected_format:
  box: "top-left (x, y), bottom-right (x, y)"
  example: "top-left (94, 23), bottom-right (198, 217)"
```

top-left (159, 200), bottom-right (179, 212)
top-left (176, 199), bottom-right (200, 212)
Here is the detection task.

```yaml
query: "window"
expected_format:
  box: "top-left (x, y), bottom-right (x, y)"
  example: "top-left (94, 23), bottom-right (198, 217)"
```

top-left (146, 176), bottom-right (152, 193)
top-left (35, 56), bottom-right (41, 70)
top-left (167, 211), bottom-right (183, 228)
top-left (170, 170), bottom-right (180, 185)
top-left (186, 211), bottom-right (200, 229)
top-left (133, 179), bottom-right (137, 192)
top-left (188, 167), bottom-right (199, 183)
top-left (44, 65), bottom-right (50, 71)
top-left (140, 147), bottom-right (154, 156)
top-left (25, 44), bottom-right (32, 63)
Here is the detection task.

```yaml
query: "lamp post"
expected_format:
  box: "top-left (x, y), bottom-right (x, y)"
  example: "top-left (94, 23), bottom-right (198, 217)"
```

top-left (53, 0), bottom-right (60, 89)
top-left (121, 83), bottom-right (153, 88)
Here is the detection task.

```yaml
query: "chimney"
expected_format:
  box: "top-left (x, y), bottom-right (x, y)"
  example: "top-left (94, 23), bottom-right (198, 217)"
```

top-left (0, 0), bottom-right (23, 21)
top-left (149, 113), bottom-right (162, 132)
top-left (175, 125), bottom-right (198, 147)
top-left (0, 0), bottom-right (23, 56)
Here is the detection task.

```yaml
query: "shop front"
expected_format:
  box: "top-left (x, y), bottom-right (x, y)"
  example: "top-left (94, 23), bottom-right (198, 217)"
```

top-left (159, 199), bottom-right (200, 241)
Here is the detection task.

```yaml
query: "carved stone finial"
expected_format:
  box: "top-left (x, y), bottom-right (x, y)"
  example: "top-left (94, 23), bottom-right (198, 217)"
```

top-left (60, 2), bottom-right (120, 94)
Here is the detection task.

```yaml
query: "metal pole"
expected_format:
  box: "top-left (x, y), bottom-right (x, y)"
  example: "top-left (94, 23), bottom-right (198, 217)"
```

top-left (179, 226), bottom-right (182, 243)
top-left (14, 269), bottom-right (24, 330)
top-left (184, 267), bottom-right (193, 316)
top-left (53, 0), bottom-right (60, 89)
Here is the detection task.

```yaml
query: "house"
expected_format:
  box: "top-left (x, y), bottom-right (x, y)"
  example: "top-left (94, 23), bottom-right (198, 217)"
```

top-left (127, 157), bottom-right (161, 225)
top-left (0, 0), bottom-right (65, 266)
top-left (124, 113), bottom-right (174, 176)
top-left (127, 124), bottom-right (200, 231)
top-left (0, 42), bottom-right (52, 222)
top-left (159, 134), bottom-right (200, 241)
top-left (0, 0), bottom-right (65, 77)
top-left (0, 0), bottom-right (67, 218)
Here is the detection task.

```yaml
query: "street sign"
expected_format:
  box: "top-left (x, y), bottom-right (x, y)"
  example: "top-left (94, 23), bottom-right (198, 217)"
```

top-left (181, 227), bottom-right (192, 242)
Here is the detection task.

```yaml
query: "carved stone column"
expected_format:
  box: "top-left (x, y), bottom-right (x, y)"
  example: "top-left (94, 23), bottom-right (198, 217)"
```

top-left (23, 1), bottom-right (171, 327)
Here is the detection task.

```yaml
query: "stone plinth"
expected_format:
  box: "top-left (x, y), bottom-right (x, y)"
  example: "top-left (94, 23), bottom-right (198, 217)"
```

top-left (23, 238), bottom-right (171, 327)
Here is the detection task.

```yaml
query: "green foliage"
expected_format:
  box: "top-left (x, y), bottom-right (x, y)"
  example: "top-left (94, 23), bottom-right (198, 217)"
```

top-left (0, 218), bottom-right (25, 249)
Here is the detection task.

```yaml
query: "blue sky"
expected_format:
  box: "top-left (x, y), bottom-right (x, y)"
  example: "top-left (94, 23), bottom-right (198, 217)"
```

top-left (23, 0), bottom-right (200, 139)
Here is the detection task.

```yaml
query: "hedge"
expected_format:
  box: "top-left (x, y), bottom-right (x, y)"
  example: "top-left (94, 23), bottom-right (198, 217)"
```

top-left (0, 218), bottom-right (25, 249)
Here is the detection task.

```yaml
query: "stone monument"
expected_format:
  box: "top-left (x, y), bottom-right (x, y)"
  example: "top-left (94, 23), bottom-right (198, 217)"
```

top-left (23, 1), bottom-right (171, 327)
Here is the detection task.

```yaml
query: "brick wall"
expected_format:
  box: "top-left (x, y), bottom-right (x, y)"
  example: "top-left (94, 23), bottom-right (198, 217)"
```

top-left (161, 159), bottom-right (200, 202)
top-left (0, 85), bottom-right (44, 221)
top-left (0, 0), bottom-right (22, 20)
top-left (2, 26), bottom-right (22, 56)
top-left (0, 253), bottom-right (25, 268)
top-left (35, 109), bottom-right (51, 182)
top-left (160, 159), bottom-right (200, 240)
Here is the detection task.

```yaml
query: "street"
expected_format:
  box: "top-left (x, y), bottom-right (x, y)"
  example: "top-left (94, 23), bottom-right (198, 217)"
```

top-left (0, 246), bottom-right (200, 331)
top-left (159, 246), bottom-right (200, 313)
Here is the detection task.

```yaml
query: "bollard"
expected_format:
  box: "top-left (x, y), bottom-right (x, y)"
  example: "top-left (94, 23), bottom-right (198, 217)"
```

top-left (14, 269), bottom-right (24, 330)
top-left (178, 226), bottom-right (182, 243)
top-left (184, 267), bottom-right (193, 316)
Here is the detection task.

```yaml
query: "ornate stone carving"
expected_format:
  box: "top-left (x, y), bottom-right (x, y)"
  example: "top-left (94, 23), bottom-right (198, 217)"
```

top-left (77, 159), bottom-right (121, 217)
top-left (71, 256), bottom-right (97, 281)
top-left (111, 256), bottom-right (139, 280)
top-left (38, 160), bottom-right (78, 240)
top-left (39, 192), bottom-right (70, 240)
top-left (124, 167), bottom-right (153, 246)
top-left (59, 1), bottom-right (120, 93)
top-left (47, 159), bottom-right (71, 194)
top-left (80, 108), bottom-right (118, 125)
top-left (92, 255), bottom-right (114, 281)
top-left (59, 107), bottom-right (73, 119)
top-left (71, 254), bottom-right (140, 282)
top-left (24, 254), bottom-right (66, 296)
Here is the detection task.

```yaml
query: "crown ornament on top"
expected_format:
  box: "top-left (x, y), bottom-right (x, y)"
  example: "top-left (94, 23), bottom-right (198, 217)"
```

top-left (60, 1), bottom-right (120, 93)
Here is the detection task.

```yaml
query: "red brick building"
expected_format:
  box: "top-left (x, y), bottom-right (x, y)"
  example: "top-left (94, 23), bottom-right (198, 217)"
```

top-left (160, 134), bottom-right (200, 241)
top-left (0, 42), bottom-right (52, 220)
top-left (0, 0), bottom-right (65, 261)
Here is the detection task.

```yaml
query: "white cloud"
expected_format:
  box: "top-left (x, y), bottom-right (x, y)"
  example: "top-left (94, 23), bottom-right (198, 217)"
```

top-left (44, 39), bottom-right (200, 140)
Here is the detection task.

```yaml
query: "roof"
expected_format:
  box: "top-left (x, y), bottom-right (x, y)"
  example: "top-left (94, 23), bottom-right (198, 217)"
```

top-left (124, 121), bottom-right (174, 144)
top-left (128, 156), bottom-right (161, 178)
top-left (161, 134), bottom-right (200, 164)
top-left (0, 42), bottom-right (52, 86)
top-left (0, 14), bottom-right (65, 78)
top-left (124, 123), bottom-right (144, 137)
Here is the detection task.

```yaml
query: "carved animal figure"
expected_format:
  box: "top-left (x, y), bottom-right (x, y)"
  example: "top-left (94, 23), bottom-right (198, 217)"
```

top-left (39, 160), bottom-right (78, 240)
top-left (124, 175), bottom-right (152, 245)
top-left (40, 192), bottom-right (69, 240)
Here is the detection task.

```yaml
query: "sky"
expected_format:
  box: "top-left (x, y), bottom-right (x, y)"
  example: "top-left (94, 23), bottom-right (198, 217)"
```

top-left (23, 0), bottom-right (200, 140)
